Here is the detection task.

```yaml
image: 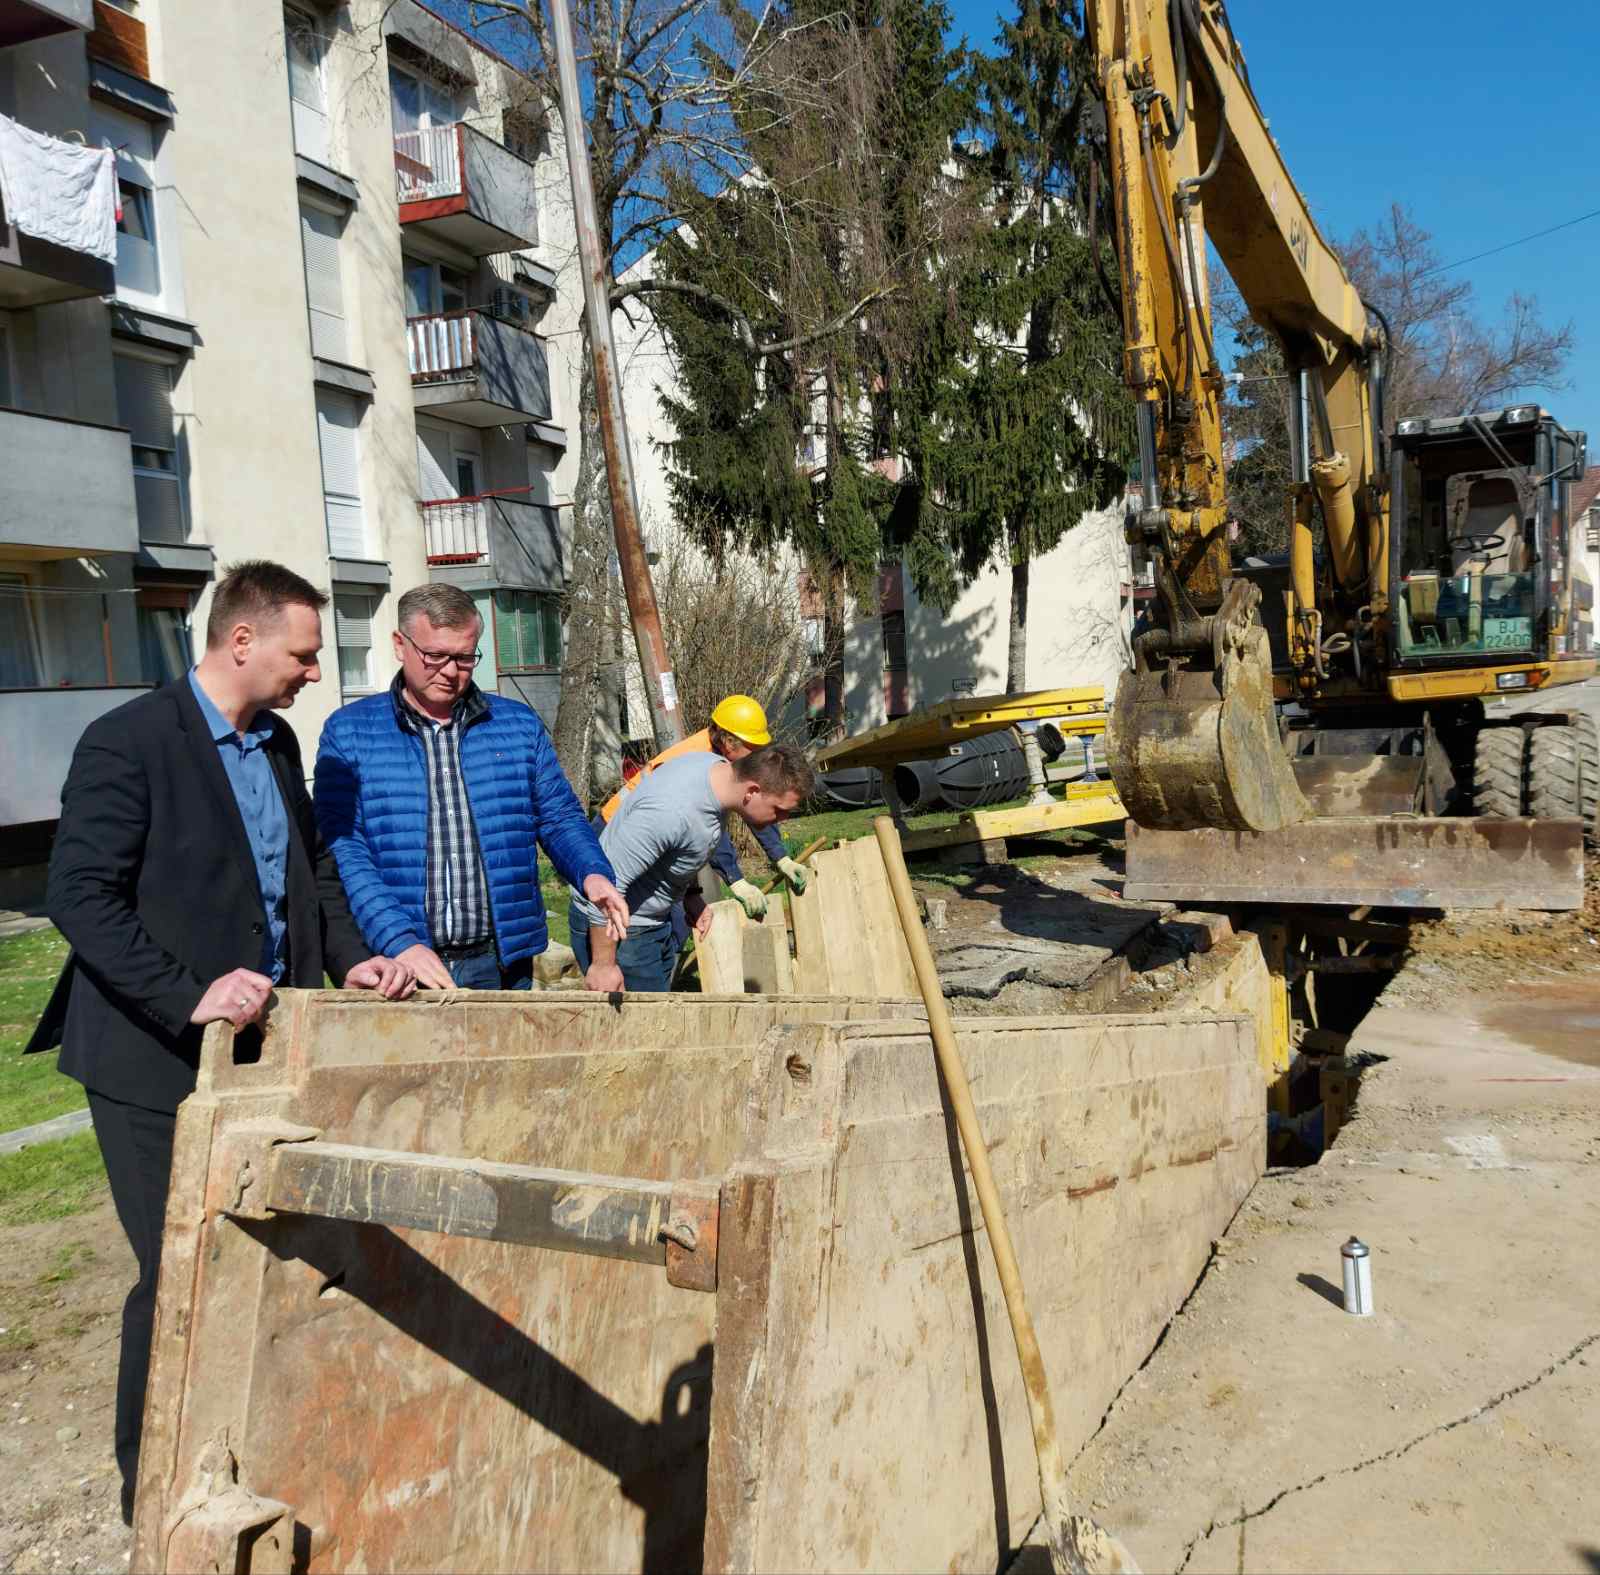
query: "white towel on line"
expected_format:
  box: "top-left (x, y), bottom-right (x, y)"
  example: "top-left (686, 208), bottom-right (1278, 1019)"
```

top-left (0, 112), bottom-right (118, 266)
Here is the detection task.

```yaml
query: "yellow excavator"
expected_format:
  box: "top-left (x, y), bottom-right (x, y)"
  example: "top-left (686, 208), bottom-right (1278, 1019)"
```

top-left (1088, 0), bottom-right (1595, 908)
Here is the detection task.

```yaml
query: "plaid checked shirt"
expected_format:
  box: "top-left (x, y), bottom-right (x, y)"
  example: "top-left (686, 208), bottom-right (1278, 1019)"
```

top-left (392, 676), bottom-right (493, 948)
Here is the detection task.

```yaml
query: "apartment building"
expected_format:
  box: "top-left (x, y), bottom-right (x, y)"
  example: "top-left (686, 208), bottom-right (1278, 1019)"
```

top-left (0, 0), bottom-right (580, 878)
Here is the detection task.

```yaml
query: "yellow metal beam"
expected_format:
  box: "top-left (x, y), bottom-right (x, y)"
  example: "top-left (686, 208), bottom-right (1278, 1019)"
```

top-left (815, 687), bottom-right (1106, 771)
top-left (897, 784), bottom-right (1125, 854)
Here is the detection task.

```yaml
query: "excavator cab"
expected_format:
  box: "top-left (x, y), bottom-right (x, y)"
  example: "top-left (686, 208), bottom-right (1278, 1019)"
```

top-left (1391, 406), bottom-right (1590, 668)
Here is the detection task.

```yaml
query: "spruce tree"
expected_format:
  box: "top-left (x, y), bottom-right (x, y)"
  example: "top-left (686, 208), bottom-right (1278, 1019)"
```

top-left (648, 0), bottom-right (976, 736)
top-left (914, 0), bottom-right (1133, 693)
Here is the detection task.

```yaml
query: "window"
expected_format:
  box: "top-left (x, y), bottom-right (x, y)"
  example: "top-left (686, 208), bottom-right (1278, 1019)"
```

top-left (882, 609), bottom-right (907, 671)
top-left (97, 111), bottom-right (159, 300)
top-left (117, 181), bottom-right (154, 244)
top-left (114, 350), bottom-right (186, 543)
top-left (299, 200), bottom-right (347, 360)
top-left (285, 7), bottom-right (331, 164)
top-left (388, 62), bottom-right (457, 134)
top-left (493, 589), bottom-right (561, 670)
top-left (335, 592), bottom-right (379, 696)
top-left (402, 259), bottom-right (469, 318)
top-left (0, 572), bottom-right (41, 687)
top-left (136, 586), bottom-right (192, 684)
top-left (315, 389), bottom-right (367, 557)
top-left (454, 456), bottom-right (477, 497)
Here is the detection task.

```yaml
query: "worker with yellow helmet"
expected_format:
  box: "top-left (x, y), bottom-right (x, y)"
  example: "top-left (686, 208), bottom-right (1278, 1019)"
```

top-left (598, 694), bottom-right (809, 917)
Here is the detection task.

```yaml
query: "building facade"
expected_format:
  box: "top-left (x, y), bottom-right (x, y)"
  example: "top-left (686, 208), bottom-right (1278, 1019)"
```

top-left (0, 0), bottom-right (581, 878)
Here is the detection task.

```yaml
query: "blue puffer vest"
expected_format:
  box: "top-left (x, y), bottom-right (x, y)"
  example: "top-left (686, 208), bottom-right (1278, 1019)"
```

top-left (313, 680), bottom-right (612, 963)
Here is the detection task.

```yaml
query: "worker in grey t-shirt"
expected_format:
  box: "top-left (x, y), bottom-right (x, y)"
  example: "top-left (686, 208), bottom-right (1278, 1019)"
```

top-left (569, 744), bottom-right (815, 992)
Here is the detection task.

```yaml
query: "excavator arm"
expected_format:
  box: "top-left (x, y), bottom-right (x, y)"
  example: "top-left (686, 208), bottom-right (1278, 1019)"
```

top-left (1089, 0), bottom-right (1389, 831)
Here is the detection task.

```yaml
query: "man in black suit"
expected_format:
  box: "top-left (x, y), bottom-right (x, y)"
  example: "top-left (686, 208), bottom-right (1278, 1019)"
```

top-left (28, 559), bottom-right (414, 1523)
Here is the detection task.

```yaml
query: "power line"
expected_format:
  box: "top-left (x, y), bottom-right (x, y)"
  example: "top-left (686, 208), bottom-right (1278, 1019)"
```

top-left (1418, 207), bottom-right (1600, 279)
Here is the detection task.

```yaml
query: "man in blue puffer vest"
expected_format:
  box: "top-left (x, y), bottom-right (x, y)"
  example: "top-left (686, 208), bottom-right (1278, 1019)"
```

top-left (314, 583), bottom-right (630, 991)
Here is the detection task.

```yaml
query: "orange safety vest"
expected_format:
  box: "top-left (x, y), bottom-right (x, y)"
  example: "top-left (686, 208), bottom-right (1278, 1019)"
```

top-left (599, 728), bottom-right (715, 822)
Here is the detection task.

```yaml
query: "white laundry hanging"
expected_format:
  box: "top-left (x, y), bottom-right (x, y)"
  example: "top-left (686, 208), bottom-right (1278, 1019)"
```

top-left (0, 113), bottom-right (118, 265)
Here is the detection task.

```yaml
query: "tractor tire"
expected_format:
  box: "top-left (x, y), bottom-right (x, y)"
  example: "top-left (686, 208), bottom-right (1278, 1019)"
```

top-left (1573, 712), bottom-right (1599, 846)
top-left (1526, 724), bottom-right (1584, 820)
top-left (1471, 725), bottom-right (1524, 818)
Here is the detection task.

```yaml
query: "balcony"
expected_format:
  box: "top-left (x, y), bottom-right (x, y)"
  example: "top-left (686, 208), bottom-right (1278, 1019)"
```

top-left (0, 0), bottom-right (90, 49)
top-left (0, 687), bottom-right (149, 826)
top-left (420, 491), bottom-right (564, 591)
top-left (394, 123), bottom-right (538, 256)
top-left (0, 407), bottom-right (138, 556)
top-left (408, 310), bottom-right (552, 428)
top-left (0, 123), bottom-right (117, 306)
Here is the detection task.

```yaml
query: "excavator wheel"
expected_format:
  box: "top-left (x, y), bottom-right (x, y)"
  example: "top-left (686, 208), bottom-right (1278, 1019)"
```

top-left (1576, 713), bottom-right (1600, 847)
top-left (1471, 726), bottom-right (1525, 818)
top-left (1527, 723), bottom-right (1587, 826)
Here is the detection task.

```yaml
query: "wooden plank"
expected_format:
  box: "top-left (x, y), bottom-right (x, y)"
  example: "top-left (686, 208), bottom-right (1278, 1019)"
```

top-left (788, 878), bottom-right (833, 995)
top-left (849, 834), bottom-right (918, 997)
top-left (741, 924), bottom-right (788, 995)
top-left (759, 901), bottom-right (795, 993)
top-left (693, 899), bottom-right (749, 993)
top-left (810, 846), bottom-right (874, 996)
top-left (260, 1141), bottom-right (679, 1265)
top-left (898, 785), bottom-right (1126, 854)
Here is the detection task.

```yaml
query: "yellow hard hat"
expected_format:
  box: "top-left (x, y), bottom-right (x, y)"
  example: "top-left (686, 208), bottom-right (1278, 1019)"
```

top-left (711, 693), bottom-right (771, 746)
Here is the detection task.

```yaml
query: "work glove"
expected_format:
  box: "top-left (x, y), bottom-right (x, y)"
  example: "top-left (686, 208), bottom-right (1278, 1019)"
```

top-left (776, 856), bottom-right (809, 894)
top-left (729, 878), bottom-right (768, 919)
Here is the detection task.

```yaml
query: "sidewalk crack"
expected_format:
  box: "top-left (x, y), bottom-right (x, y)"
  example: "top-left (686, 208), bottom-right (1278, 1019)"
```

top-left (1173, 1329), bottom-right (1600, 1573)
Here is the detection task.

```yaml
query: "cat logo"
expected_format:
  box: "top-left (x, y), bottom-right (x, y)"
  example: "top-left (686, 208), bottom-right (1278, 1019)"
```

top-left (1288, 214), bottom-right (1310, 271)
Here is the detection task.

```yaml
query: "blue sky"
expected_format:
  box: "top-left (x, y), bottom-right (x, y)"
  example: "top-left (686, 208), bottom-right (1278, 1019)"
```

top-left (947, 0), bottom-right (1600, 452)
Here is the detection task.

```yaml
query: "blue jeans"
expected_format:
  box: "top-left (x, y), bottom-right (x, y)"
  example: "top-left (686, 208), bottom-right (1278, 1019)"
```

top-left (443, 949), bottom-right (533, 990)
top-left (568, 900), bottom-right (680, 992)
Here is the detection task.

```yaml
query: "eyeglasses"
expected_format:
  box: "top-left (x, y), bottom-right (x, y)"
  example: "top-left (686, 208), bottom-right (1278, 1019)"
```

top-left (400, 628), bottom-right (482, 672)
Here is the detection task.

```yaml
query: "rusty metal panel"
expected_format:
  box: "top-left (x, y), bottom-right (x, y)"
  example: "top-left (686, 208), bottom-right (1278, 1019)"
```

top-left (137, 974), bottom-right (1267, 1575)
top-left (1124, 816), bottom-right (1584, 909)
top-left (1291, 755), bottom-right (1424, 816)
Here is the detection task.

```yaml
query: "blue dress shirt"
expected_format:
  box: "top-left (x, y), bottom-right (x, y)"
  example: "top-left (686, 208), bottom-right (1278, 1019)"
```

top-left (187, 670), bottom-right (289, 980)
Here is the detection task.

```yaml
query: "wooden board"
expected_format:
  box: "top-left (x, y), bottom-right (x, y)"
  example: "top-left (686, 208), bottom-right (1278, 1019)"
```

top-left (806, 845), bottom-right (876, 997)
top-left (692, 899), bottom-right (750, 993)
top-left (849, 834), bottom-right (918, 997)
top-left (788, 873), bottom-right (834, 995)
top-left (898, 782), bottom-right (1126, 854)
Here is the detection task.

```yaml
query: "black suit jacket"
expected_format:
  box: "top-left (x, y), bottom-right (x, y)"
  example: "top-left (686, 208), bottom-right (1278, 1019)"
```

top-left (27, 678), bottom-right (370, 1112)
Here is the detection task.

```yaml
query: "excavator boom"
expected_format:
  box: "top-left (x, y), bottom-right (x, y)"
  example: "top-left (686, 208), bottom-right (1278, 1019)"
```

top-left (1088, 0), bottom-right (1388, 832)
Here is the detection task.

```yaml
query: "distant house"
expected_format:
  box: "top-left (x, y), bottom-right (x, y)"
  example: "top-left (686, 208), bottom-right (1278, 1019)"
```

top-left (1573, 465), bottom-right (1600, 620)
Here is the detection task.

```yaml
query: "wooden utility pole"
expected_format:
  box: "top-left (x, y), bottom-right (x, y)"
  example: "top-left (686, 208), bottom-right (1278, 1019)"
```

top-left (545, 0), bottom-right (685, 754)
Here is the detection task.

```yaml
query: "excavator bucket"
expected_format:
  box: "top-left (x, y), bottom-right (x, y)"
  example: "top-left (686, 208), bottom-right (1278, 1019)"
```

top-left (1107, 588), bottom-right (1311, 833)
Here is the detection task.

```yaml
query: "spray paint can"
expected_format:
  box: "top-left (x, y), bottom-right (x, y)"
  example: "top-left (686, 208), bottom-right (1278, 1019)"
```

top-left (1341, 1237), bottom-right (1373, 1316)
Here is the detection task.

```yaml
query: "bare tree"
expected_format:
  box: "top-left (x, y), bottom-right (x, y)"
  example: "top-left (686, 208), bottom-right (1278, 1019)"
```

top-left (418, 0), bottom-right (913, 791)
top-left (1343, 204), bottom-right (1574, 420)
top-left (1217, 204), bottom-right (1574, 558)
top-left (651, 518), bottom-right (812, 740)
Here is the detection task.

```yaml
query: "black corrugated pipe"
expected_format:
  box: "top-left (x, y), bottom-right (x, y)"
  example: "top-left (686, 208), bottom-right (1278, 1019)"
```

top-left (891, 759), bottom-right (942, 813)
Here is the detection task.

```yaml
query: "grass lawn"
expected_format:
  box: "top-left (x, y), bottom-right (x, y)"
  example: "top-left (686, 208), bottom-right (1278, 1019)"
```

top-left (0, 1130), bottom-right (106, 1226)
top-left (0, 925), bottom-right (107, 1224)
top-left (0, 927), bottom-right (78, 1131)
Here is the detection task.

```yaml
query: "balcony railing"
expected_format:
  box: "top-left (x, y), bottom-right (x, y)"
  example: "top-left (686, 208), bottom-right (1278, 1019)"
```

top-left (421, 491), bottom-right (563, 580)
top-left (421, 495), bottom-right (490, 561)
top-left (393, 122), bottom-right (539, 255)
top-left (406, 309), bottom-right (553, 427)
top-left (407, 309), bottom-right (477, 381)
top-left (394, 124), bottom-right (462, 203)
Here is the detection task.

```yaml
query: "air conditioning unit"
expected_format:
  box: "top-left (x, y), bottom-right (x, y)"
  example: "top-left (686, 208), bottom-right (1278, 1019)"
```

top-left (490, 287), bottom-right (533, 325)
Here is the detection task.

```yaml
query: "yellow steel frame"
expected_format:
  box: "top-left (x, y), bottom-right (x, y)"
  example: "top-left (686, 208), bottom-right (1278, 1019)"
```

top-left (814, 687), bottom-right (1105, 772)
